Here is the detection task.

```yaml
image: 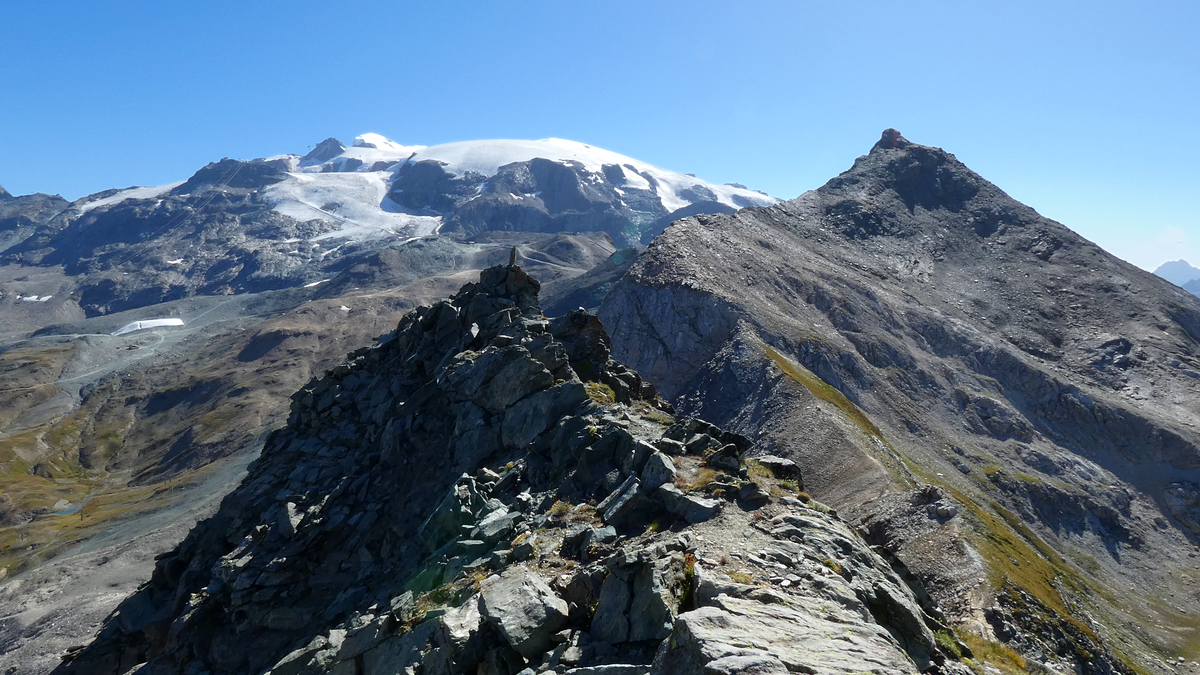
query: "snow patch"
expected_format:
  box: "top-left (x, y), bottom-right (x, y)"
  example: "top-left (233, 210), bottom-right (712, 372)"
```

top-left (19, 295), bottom-right (53, 302)
top-left (303, 279), bottom-right (330, 288)
top-left (111, 318), bottom-right (185, 336)
top-left (78, 182), bottom-right (184, 213)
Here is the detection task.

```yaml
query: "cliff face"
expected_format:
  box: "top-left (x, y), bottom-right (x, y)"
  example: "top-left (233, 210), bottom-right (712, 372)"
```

top-left (59, 264), bottom-right (968, 675)
top-left (599, 131), bottom-right (1200, 673)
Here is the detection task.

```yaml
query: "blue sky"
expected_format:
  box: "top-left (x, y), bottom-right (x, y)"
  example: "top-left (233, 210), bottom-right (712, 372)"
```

top-left (2, 1), bottom-right (1197, 271)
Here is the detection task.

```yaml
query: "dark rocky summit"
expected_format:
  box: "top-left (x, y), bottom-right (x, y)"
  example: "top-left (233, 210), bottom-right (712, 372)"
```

top-left (599, 130), bottom-right (1200, 673)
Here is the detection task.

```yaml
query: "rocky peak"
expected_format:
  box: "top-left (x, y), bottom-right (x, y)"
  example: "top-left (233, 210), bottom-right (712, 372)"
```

top-left (173, 156), bottom-right (292, 194)
top-left (57, 265), bottom-right (970, 675)
top-left (871, 127), bottom-right (912, 152)
top-left (0, 184), bottom-right (11, 200)
top-left (302, 137), bottom-right (346, 164)
top-left (824, 130), bottom-right (987, 218)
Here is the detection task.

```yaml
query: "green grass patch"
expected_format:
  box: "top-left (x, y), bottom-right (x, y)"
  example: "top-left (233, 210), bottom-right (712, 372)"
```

top-left (761, 343), bottom-right (884, 441)
top-left (935, 630), bottom-right (963, 659)
top-left (584, 381), bottom-right (616, 404)
top-left (726, 570), bottom-right (754, 585)
top-left (960, 632), bottom-right (1027, 674)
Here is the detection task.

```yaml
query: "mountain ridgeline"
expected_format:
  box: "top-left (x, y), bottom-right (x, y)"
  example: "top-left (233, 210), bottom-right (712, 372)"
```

top-left (599, 130), bottom-right (1200, 672)
top-left (1, 131), bottom-right (1199, 675)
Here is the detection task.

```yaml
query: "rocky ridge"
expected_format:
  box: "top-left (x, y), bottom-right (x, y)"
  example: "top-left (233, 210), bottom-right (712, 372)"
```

top-left (56, 264), bottom-right (969, 675)
top-left (599, 131), bottom-right (1200, 673)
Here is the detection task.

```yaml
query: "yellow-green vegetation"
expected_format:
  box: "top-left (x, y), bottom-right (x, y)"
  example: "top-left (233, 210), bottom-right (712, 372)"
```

top-left (548, 500), bottom-right (571, 518)
top-left (760, 343), bottom-right (884, 441)
top-left (584, 381), bottom-right (617, 404)
top-left (778, 480), bottom-right (804, 495)
top-left (632, 401), bottom-right (674, 425)
top-left (960, 632), bottom-right (1027, 674)
top-left (894, 457), bottom-right (1152, 671)
top-left (567, 503), bottom-right (599, 524)
top-left (744, 459), bottom-right (774, 483)
top-left (982, 464), bottom-right (1040, 484)
top-left (726, 570), bottom-right (754, 585)
top-left (821, 557), bottom-right (848, 579)
top-left (934, 630), bottom-right (963, 659)
top-left (936, 483), bottom-right (1103, 654)
top-left (409, 582), bottom-right (457, 625)
top-left (672, 457), bottom-right (719, 493)
top-left (0, 344), bottom-right (76, 429)
top-left (0, 472), bottom-right (195, 576)
top-left (679, 552), bottom-right (697, 610)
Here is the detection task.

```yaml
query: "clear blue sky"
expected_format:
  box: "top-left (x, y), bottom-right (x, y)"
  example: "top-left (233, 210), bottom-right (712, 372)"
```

top-left (2, 1), bottom-right (1197, 271)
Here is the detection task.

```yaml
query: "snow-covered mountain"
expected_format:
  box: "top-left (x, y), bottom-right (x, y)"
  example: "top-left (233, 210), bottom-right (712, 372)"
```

top-left (263, 133), bottom-right (776, 247)
top-left (0, 134), bottom-right (776, 317)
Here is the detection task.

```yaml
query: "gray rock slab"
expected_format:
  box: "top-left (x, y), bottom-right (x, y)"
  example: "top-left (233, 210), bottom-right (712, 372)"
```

top-left (479, 567), bottom-right (569, 658)
top-left (656, 484), bottom-right (720, 523)
top-left (650, 596), bottom-right (918, 675)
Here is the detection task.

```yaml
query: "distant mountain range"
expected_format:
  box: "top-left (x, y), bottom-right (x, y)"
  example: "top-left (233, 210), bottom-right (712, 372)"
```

top-left (1154, 259), bottom-right (1200, 297)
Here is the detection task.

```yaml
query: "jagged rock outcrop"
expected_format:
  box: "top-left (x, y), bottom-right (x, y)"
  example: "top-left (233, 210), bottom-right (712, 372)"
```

top-left (56, 265), bottom-right (968, 675)
top-left (599, 130), bottom-right (1200, 674)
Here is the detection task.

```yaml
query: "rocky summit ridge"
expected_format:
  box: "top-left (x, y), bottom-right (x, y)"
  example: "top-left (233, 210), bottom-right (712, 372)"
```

top-left (599, 130), bottom-right (1200, 673)
top-left (56, 263), bottom-right (971, 675)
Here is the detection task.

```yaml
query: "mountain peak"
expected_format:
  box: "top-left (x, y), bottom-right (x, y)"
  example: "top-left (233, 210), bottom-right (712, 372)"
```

top-left (821, 130), bottom-right (985, 217)
top-left (300, 137), bottom-right (345, 163)
top-left (1154, 259), bottom-right (1200, 286)
top-left (870, 128), bottom-right (911, 152)
top-left (0, 184), bottom-right (11, 200)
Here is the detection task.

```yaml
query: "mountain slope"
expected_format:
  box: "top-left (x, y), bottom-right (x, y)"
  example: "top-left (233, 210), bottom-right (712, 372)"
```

top-left (600, 130), bottom-right (1200, 673)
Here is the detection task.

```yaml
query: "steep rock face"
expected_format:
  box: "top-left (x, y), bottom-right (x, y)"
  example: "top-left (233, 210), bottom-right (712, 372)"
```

top-left (57, 266), bottom-right (969, 675)
top-left (600, 131), bottom-right (1200, 673)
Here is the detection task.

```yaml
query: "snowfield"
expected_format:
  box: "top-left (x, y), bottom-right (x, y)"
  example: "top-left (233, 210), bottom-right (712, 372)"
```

top-left (112, 318), bottom-right (185, 336)
top-left (77, 182), bottom-right (184, 213)
top-left (403, 137), bottom-right (775, 213)
top-left (261, 171), bottom-right (442, 243)
top-left (268, 134), bottom-right (776, 242)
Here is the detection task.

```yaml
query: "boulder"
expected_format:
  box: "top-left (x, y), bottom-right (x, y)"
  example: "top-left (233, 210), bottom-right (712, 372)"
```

top-left (362, 618), bottom-right (441, 675)
top-left (628, 555), bottom-right (687, 641)
top-left (656, 484), bottom-right (720, 524)
top-left (591, 573), bottom-right (632, 644)
top-left (640, 453), bottom-right (677, 490)
top-left (501, 380), bottom-right (589, 450)
top-left (751, 456), bottom-right (802, 482)
top-left (440, 594), bottom-right (488, 672)
top-left (480, 567), bottom-right (569, 658)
